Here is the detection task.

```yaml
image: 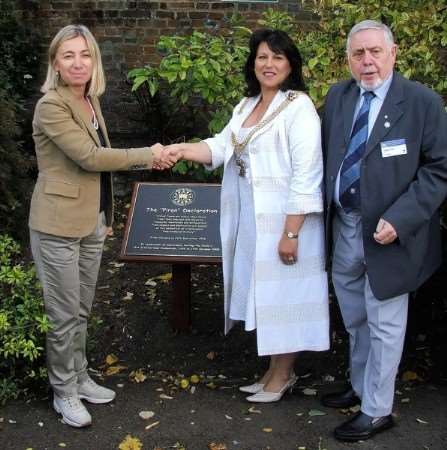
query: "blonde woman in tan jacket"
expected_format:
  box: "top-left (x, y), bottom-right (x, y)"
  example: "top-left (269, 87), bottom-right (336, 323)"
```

top-left (29, 24), bottom-right (176, 428)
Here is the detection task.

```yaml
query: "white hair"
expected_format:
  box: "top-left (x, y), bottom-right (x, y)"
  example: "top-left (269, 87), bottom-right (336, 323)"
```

top-left (346, 20), bottom-right (395, 53)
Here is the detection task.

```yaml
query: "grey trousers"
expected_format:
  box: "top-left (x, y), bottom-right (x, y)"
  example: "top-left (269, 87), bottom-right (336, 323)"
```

top-left (30, 213), bottom-right (107, 397)
top-left (331, 209), bottom-right (408, 417)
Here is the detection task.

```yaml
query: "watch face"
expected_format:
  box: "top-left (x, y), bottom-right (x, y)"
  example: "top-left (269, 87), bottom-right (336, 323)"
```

top-left (287, 232), bottom-right (293, 238)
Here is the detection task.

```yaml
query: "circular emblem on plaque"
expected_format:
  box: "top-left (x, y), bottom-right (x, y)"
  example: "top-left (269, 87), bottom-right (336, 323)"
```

top-left (170, 187), bottom-right (195, 206)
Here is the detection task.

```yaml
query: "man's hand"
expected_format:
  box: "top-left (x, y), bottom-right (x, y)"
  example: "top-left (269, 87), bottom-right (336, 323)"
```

top-left (373, 218), bottom-right (398, 245)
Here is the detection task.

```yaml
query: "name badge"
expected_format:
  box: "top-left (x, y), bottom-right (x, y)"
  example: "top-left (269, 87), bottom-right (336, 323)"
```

top-left (380, 139), bottom-right (407, 158)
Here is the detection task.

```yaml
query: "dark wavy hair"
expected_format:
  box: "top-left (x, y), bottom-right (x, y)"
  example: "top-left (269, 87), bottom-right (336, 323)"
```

top-left (244, 29), bottom-right (306, 97)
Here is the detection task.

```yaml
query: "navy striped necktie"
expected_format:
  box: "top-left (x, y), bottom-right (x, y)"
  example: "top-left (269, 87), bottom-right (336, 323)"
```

top-left (339, 91), bottom-right (375, 212)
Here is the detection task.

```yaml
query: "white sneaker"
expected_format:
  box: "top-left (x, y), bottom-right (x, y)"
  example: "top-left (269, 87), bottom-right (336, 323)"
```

top-left (78, 376), bottom-right (116, 404)
top-left (53, 394), bottom-right (92, 428)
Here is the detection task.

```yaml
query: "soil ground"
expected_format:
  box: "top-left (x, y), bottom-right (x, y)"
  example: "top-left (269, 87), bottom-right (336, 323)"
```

top-left (1, 198), bottom-right (447, 450)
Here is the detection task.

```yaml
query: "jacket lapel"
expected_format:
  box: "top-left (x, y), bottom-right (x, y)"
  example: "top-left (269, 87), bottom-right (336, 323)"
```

top-left (250, 90), bottom-right (286, 142)
top-left (91, 96), bottom-right (111, 146)
top-left (342, 81), bottom-right (360, 145)
top-left (364, 72), bottom-right (404, 157)
top-left (230, 94), bottom-right (260, 135)
top-left (230, 90), bottom-right (289, 142)
top-left (56, 85), bottom-right (101, 146)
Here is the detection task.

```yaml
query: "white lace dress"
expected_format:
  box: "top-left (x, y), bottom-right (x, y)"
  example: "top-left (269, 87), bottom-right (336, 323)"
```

top-left (228, 126), bottom-right (257, 330)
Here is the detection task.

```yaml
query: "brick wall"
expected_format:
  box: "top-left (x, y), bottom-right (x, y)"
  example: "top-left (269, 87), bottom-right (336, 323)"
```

top-left (14, 0), bottom-right (315, 137)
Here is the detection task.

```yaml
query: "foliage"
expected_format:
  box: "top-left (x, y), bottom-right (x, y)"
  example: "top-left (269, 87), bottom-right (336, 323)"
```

top-left (0, 0), bottom-right (39, 239)
top-left (129, 2), bottom-right (446, 180)
top-left (129, 21), bottom-right (251, 179)
top-left (299, 0), bottom-right (447, 107)
top-left (0, 234), bottom-right (50, 405)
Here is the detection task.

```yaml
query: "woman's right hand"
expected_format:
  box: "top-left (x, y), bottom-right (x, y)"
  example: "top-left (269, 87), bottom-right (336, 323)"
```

top-left (151, 143), bottom-right (182, 170)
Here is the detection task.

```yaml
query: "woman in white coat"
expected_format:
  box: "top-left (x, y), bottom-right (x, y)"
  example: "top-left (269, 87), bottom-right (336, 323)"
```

top-left (167, 29), bottom-right (329, 402)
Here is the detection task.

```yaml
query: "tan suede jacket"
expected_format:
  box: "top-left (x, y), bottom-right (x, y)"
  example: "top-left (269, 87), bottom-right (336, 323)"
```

top-left (29, 85), bottom-right (153, 237)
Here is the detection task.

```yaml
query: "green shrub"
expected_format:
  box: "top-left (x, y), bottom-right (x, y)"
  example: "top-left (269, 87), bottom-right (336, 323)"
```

top-left (0, 0), bottom-right (39, 240)
top-left (0, 234), bottom-right (50, 405)
top-left (129, 2), bottom-right (446, 138)
top-left (298, 0), bottom-right (447, 107)
top-left (128, 19), bottom-right (251, 179)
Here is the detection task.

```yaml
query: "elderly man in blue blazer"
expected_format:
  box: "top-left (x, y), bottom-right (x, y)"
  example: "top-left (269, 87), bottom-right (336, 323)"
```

top-left (321, 19), bottom-right (447, 442)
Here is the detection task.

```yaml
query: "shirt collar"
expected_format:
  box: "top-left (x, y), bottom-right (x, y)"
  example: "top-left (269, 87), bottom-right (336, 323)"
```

top-left (359, 72), bottom-right (393, 101)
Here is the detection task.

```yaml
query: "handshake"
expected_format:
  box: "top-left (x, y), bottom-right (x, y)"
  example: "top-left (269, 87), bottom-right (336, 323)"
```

top-left (150, 143), bottom-right (184, 170)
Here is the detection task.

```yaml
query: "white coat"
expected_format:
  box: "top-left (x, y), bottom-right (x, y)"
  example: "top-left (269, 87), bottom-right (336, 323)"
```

top-left (205, 89), bottom-right (329, 355)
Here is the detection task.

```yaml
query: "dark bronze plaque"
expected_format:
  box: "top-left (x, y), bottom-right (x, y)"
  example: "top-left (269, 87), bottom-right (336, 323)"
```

top-left (121, 182), bottom-right (222, 263)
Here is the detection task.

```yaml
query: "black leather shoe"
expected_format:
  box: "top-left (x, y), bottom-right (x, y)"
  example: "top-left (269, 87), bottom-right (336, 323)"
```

top-left (321, 388), bottom-right (360, 408)
top-left (334, 411), bottom-right (394, 442)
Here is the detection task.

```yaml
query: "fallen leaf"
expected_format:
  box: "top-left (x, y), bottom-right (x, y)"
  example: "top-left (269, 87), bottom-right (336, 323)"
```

top-left (208, 443), bottom-right (227, 450)
top-left (130, 369), bottom-right (147, 383)
top-left (262, 427), bottom-right (273, 433)
top-left (322, 374), bottom-right (335, 382)
top-left (206, 382), bottom-right (217, 389)
top-left (118, 435), bottom-right (143, 450)
top-left (144, 420), bottom-right (160, 430)
top-left (180, 378), bottom-right (190, 389)
top-left (139, 411), bottom-right (155, 420)
top-left (401, 398), bottom-right (410, 403)
top-left (156, 272), bottom-right (172, 282)
top-left (248, 406), bottom-right (262, 414)
top-left (159, 393), bottom-right (173, 400)
top-left (105, 365), bottom-right (127, 376)
top-left (8, 419), bottom-right (17, 424)
top-left (38, 421), bottom-right (44, 427)
top-left (225, 414), bottom-right (233, 420)
top-left (105, 354), bottom-right (119, 365)
top-left (416, 418), bottom-right (429, 424)
top-left (58, 444), bottom-right (66, 448)
top-left (122, 292), bottom-right (134, 301)
top-left (308, 409), bottom-right (327, 417)
top-left (145, 279), bottom-right (157, 287)
top-left (190, 374), bottom-right (200, 384)
top-left (302, 388), bottom-right (317, 396)
top-left (402, 370), bottom-right (418, 382)
top-left (110, 262), bottom-right (125, 268)
top-left (172, 443), bottom-right (186, 450)
top-left (206, 351), bottom-right (216, 360)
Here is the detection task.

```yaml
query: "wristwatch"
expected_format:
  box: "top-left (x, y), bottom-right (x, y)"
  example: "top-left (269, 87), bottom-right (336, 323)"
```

top-left (285, 231), bottom-right (298, 239)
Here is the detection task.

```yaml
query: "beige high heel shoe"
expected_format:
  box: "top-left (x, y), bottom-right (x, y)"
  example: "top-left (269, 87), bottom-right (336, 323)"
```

top-left (239, 382), bottom-right (265, 394)
top-left (245, 374), bottom-right (297, 403)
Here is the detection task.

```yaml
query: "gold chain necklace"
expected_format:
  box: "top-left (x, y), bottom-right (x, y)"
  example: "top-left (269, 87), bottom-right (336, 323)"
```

top-left (231, 91), bottom-right (300, 177)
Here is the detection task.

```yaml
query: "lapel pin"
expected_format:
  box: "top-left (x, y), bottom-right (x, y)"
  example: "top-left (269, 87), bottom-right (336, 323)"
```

top-left (384, 121), bottom-right (391, 128)
top-left (384, 114), bottom-right (388, 118)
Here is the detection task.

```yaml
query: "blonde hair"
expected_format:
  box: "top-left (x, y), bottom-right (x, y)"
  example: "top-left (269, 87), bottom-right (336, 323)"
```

top-left (41, 24), bottom-right (106, 96)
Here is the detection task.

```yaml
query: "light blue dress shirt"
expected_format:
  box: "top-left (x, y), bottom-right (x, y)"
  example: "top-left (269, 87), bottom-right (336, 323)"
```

top-left (334, 73), bottom-right (394, 207)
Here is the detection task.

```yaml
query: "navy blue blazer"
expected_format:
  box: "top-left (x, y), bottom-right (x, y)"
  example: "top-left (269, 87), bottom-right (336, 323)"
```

top-left (323, 72), bottom-right (447, 299)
